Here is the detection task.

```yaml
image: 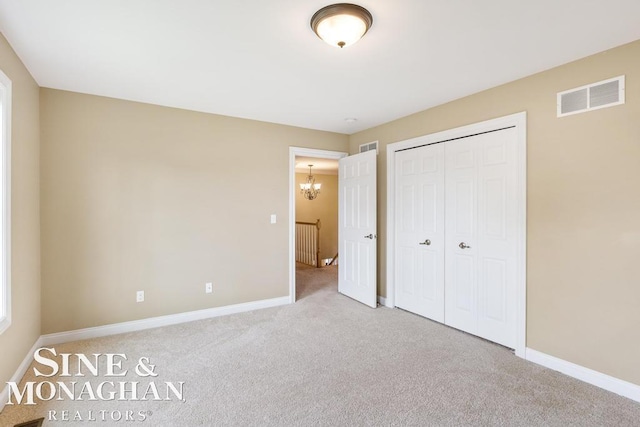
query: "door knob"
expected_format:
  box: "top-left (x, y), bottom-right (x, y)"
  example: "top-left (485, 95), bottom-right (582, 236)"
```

top-left (459, 242), bottom-right (471, 249)
top-left (364, 234), bottom-right (376, 239)
top-left (419, 239), bottom-right (431, 246)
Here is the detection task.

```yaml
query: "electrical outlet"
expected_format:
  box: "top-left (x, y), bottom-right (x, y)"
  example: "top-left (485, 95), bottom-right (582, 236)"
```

top-left (136, 290), bottom-right (144, 303)
top-left (205, 282), bottom-right (213, 294)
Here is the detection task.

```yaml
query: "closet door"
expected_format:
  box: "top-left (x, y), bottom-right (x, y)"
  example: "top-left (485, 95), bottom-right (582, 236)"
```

top-left (444, 128), bottom-right (518, 348)
top-left (395, 144), bottom-right (445, 322)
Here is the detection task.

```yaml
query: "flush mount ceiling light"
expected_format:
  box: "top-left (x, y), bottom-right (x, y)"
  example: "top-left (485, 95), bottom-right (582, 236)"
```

top-left (310, 3), bottom-right (373, 48)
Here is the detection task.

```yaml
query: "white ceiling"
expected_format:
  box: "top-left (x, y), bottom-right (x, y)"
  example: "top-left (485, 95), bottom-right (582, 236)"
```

top-left (1, 1), bottom-right (639, 134)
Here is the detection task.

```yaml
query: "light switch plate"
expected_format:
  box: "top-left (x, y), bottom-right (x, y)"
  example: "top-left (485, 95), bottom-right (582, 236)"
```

top-left (270, 214), bottom-right (277, 224)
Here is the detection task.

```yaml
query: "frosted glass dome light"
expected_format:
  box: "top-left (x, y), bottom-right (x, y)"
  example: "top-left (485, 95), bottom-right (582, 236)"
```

top-left (311, 4), bottom-right (373, 48)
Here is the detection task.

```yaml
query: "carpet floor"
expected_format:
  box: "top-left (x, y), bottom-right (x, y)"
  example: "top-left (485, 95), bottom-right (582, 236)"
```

top-left (1, 264), bottom-right (639, 426)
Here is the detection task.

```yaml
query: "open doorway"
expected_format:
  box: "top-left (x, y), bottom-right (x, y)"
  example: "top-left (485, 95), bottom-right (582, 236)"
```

top-left (288, 148), bottom-right (347, 303)
top-left (295, 157), bottom-right (338, 300)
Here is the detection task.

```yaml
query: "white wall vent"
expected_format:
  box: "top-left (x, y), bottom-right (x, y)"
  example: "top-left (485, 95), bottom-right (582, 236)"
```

top-left (557, 75), bottom-right (625, 117)
top-left (359, 141), bottom-right (378, 154)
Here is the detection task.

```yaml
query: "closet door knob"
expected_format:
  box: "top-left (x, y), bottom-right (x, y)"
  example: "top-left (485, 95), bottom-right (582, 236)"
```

top-left (419, 239), bottom-right (431, 246)
top-left (459, 242), bottom-right (471, 249)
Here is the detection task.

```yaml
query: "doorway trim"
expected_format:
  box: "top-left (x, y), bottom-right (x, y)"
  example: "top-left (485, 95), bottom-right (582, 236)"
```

top-left (289, 147), bottom-right (348, 304)
top-left (385, 112), bottom-right (527, 357)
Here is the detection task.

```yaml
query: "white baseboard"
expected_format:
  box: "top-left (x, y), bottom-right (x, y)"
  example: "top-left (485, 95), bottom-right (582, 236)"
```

top-left (1, 296), bottom-right (290, 412)
top-left (377, 295), bottom-right (392, 308)
top-left (526, 348), bottom-right (640, 403)
top-left (0, 336), bottom-right (44, 413)
top-left (40, 296), bottom-right (290, 346)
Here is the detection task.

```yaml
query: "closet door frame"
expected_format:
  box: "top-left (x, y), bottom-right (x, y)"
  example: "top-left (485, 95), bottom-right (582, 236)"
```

top-left (386, 112), bottom-right (527, 358)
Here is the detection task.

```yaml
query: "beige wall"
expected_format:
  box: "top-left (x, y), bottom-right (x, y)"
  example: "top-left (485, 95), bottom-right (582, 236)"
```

top-left (0, 34), bottom-right (41, 391)
top-left (295, 173), bottom-right (338, 261)
top-left (349, 39), bottom-right (640, 385)
top-left (40, 89), bottom-right (348, 334)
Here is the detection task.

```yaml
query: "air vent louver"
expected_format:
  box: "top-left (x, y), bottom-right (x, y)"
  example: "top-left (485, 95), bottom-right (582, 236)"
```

top-left (560, 88), bottom-right (588, 115)
top-left (359, 141), bottom-right (378, 154)
top-left (557, 76), bottom-right (625, 117)
top-left (589, 80), bottom-right (620, 108)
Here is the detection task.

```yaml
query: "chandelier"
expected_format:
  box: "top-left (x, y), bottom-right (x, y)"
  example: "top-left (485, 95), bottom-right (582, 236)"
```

top-left (300, 165), bottom-right (322, 200)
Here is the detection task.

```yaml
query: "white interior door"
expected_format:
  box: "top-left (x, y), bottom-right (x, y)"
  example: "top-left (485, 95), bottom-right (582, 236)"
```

top-left (394, 144), bottom-right (445, 322)
top-left (338, 150), bottom-right (377, 308)
top-left (444, 128), bottom-right (518, 348)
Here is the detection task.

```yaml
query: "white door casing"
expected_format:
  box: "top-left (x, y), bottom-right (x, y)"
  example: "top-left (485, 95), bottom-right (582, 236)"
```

top-left (338, 150), bottom-right (377, 308)
top-left (394, 144), bottom-right (445, 322)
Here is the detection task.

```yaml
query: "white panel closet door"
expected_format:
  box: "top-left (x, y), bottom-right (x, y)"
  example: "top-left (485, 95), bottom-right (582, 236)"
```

top-left (444, 128), bottom-right (518, 348)
top-left (394, 144), bottom-right (445, 322)
top-left (338, 150), bottom-right (377, 308)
